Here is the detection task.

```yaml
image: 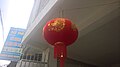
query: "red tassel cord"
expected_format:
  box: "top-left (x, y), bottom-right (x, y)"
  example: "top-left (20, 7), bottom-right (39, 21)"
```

top-left (54, 42), bottom-right (67, 67)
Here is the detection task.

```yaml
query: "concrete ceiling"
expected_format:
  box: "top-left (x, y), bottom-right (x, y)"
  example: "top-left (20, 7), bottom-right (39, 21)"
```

top-left (22, 0), bottom-right (120, 66)
top-left (67, 16), bottom-right (120, 66)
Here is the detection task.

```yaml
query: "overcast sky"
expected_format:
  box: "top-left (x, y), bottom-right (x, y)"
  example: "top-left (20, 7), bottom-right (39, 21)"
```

top-left (0, 0), bottom-right (34, 65)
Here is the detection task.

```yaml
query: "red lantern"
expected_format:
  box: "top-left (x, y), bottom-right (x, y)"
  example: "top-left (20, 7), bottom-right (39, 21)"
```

top-left (43, 18), bottom-right (78, 67)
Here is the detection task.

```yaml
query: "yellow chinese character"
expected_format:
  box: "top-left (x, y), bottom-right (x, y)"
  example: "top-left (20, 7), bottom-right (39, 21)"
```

top-left (15, 38), bottom-right (21, 42)
top-left (18, 32), bottom-right (24, 35)
top-left (11, 31), bottom-right (17, 34)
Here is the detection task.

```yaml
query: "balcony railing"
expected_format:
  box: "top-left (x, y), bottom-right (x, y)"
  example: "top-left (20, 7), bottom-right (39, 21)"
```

top-left (16, 48), bottom-right (50, 67)
top-left (16, 59), bottom-right (48, 67)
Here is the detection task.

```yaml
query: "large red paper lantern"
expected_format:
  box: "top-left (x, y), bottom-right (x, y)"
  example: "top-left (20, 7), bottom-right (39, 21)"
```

top-left (43, 18), bottom-right (78, 67)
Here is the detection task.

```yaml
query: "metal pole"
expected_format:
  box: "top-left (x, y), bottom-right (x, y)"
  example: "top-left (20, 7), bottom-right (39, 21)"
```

top-left (0, 9), bottom-right (4, 41)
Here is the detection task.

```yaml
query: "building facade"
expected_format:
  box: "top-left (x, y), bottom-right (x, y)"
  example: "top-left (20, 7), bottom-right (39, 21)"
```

top-left (16, 0), bottom-right (120, 67)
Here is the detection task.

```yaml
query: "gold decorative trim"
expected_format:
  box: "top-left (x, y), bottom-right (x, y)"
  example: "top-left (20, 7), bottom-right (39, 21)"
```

top-left (48, 18), bottom-right (65, 32)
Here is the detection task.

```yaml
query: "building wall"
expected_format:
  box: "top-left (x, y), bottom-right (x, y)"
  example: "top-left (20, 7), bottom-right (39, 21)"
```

top-left (48, 47), bottom-right (57, 67)
top-left (57, 58), bottom-right (97, 67)
top-left (111, 64), bottom-right (120, 67)
top-left (27, 0), bottom-right (50, 29)
top-left (101, 64), bottom-right (120, 67)
top-left (66, 59), bottom-right (97, 67)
